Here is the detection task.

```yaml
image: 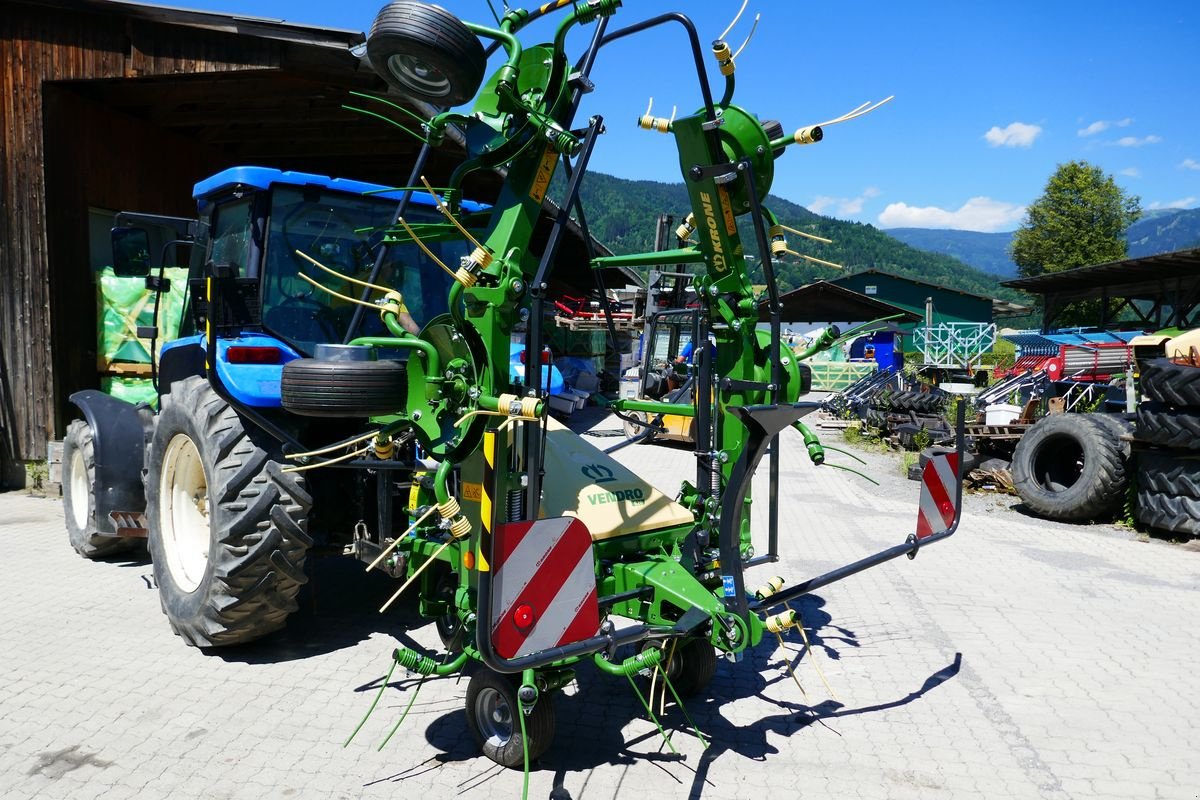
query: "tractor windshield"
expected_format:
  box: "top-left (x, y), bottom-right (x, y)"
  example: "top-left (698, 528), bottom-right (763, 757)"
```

top-left (261, 186), bottom-right (463, 355)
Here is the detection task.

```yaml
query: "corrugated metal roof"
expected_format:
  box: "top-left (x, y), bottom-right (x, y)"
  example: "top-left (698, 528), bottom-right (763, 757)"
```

top-left (1002, 247), bottom-right (1200, 293)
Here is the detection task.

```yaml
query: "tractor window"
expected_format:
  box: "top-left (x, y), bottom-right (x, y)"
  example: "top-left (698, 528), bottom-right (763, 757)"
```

top-left (260, 186), bottom-right (465, 355)
top-left (209, 197), bottom-right (253, 274)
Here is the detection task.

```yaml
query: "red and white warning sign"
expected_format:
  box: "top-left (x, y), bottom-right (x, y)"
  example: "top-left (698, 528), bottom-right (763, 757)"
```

top-left (916, 453), bottom-right (959, 539)
top-left (490, 517), bottom-right (600, 660)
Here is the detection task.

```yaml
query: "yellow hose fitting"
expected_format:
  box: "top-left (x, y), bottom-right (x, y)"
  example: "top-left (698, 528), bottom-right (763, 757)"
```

top-left (765, 609), bottom-right (797, 634)
top-left (711, 40), bottom-right (735, 76)
top-left (374, 436), bottom-right (394, 461)
top-left (379, 290), bottom-right (405, 322)
top-left (755, 575), bottom-right (785, 600)
top-left (675, 213), bottom-right (696, 241)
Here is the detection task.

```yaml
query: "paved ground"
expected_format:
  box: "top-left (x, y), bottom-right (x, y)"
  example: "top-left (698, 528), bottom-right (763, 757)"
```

top-left (1, 416), bottom-right (1197, 800)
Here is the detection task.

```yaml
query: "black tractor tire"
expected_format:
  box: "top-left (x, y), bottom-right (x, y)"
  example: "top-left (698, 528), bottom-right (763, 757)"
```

top-left (1011, 413), bottom-right (1127, 521)
top-left (1135, 450), bottom-right (1200, 497)
top-left (62, 419), bottom-right (138, 559)
top-left (146, 376), bottom-right (312, 647)
top-left (1135, 402), bottom-right (1200, 450)
top-left (281, 358), bottom-right (407, 417)
top-left (1086, 413), bottom-right (1134, 456)
top-left (887, 391), bottom-right (917, 412)
top-left (367, 1), bottom-right (487, 106)
top-left (1135, 488), bottom-right (1200, 536)
top-left (466, 669), bottom-right (556, 768)
top-left (1139, 358), bottom-right (1200, 407)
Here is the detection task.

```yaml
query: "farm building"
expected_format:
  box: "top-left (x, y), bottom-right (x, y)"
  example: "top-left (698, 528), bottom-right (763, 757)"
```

top-left (0, 0), bottom-right (622, 486)
top-left (829, 268), bottom-right (1021, 328)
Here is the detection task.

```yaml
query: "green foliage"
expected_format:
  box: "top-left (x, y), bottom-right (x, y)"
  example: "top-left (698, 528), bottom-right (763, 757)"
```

top-left (912, 428), bottom-right (932, 452)
top-left (842, 421), bottom-right (863, 446)
top-left (1011, 161), bottom-right (1140, 279)
top-left (25, 460), bottom-right (47, 492)
top-left (562, 171), bottom-right (1023, 302)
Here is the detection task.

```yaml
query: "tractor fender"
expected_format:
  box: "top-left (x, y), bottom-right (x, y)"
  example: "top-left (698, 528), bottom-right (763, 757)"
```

top-left (67, 390), bottom-right (153, 533)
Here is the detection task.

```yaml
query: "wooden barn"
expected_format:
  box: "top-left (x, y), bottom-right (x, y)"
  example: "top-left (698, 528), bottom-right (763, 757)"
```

top-left (0, 0), bottom-right (617, 485)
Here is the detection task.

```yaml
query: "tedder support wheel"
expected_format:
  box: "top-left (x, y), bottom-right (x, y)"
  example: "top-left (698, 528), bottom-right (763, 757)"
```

top-left (146, 376), bottom-right (312, 647)
top-left (281, 358), bottom-right (407, 417)
top-left (367, 1), bottom-right (487, 106)
top-left (63, 419), bottom-right (137, 559)
top-left (1011, 413), bottom-right (1127, 521)
top-left (667, 638), bottom-right (718, 696)
top-left (466, 669), bottom-right (555, 769)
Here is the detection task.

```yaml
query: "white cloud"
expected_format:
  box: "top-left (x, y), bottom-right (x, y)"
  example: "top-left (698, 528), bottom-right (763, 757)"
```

top-left (1078, 117), bottom-right (1134, 136)
top-left (1115, 135), bottom-right (1162, 147)
top-left (1117, 167), bottom-right (1141, 178)
top-left (1180, 158), bottom-right (1200, 171)
top-left (984, 122), bottom-right (1042, 148)
top-left (878, 197), bottom-right (1026, 232)
top-left (1148, 197), bottom-right (1198, 210)
top-left (807, 186), bottom-right (882, 217)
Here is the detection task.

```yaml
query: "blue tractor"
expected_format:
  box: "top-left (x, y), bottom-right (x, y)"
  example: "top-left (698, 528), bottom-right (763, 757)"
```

top-left (62, 166), bottom-right (489, 645)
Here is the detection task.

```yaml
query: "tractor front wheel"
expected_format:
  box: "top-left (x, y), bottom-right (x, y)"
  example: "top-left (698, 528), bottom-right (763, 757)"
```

top-left (146, 377), bottom-right (312, 646)
top-left (63, 419), bottom-right (137, 559)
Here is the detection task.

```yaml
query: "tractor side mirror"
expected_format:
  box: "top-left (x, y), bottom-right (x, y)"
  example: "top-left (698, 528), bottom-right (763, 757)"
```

top-left (111, 226), bottom-right (151, 276)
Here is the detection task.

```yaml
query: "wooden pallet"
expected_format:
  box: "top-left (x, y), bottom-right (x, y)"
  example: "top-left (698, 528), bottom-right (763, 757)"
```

top-left (965, 423), bottom-right (1032, 440)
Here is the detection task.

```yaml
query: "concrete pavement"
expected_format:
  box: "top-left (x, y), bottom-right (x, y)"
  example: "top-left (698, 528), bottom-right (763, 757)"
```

top-left (1, 422), bottom-right (1197, 799)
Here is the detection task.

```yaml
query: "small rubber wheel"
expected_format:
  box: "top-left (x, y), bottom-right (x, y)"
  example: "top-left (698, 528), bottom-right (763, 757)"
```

top-left (433, 572), bottom-right (465, 652)
top-left (646, 638), bottom-right (718, 705)
top-left (62, 419), bottom-right (137, 559)
top-left (367, 1), bottom-right (486, 106)
top-left (622, 411), bottom-right (654, 443)
top-left (465, 670), bottom-right (555, 769)
top-left (281, 358), bottom-right (407, 417)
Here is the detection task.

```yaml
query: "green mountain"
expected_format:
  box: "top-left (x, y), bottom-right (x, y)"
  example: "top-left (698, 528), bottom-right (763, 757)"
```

top-left (569, 171), bottom-right (1015, 300)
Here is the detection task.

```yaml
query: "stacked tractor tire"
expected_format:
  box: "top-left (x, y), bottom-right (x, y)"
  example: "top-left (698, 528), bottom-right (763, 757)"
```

top-left (865, 388), bottom-right (952, 450)
top-left (1133, 358), bottom-right (1200, 536)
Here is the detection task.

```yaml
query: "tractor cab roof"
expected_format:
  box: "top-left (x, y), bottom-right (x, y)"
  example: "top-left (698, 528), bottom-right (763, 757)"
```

top-left (192, 166), bottom-right (488, 214)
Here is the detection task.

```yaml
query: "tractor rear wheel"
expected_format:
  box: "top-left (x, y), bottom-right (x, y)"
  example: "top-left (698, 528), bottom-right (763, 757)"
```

top-left (146, 377), bottom-right (312, 647)
top-left (466, 670), bottom-right (555, 768)
top-left (367, 1), bottom-right (487, 106)
top-left (63, 419), bottom-right (137, 559)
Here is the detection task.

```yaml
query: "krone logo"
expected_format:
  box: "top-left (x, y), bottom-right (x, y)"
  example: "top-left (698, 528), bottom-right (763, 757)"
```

top-left (581, 463), bottom-right (616, 484)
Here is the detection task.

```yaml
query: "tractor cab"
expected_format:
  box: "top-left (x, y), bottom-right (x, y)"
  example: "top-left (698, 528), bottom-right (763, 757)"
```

top-left (186, 167), bottom-right (483, 356)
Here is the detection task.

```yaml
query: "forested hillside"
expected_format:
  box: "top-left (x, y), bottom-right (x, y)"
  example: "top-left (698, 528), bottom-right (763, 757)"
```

top-left (566, 171), bottom-right (1017, 299)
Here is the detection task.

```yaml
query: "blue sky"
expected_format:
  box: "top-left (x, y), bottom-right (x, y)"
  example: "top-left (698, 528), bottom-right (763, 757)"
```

top-left (170, 0), bottom-right (1199, 232)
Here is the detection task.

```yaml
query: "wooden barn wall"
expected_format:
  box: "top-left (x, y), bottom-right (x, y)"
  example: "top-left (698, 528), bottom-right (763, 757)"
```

top-left (0, 2), bottom-right (283, 478)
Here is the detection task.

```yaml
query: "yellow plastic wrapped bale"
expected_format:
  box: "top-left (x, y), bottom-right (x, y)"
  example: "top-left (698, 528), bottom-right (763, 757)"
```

top-left (97, 266), bottom-right (189, 368)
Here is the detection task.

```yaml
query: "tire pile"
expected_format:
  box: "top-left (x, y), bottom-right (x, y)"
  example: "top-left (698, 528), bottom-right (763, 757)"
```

top-left (866, 388), bottom-right (952, 451)
top-left (1133, 358), bottom-right (1200, 536)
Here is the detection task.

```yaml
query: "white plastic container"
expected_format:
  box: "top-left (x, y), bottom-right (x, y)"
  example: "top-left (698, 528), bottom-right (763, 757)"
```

top-left (984, 403), bottom-right (1022, 425)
